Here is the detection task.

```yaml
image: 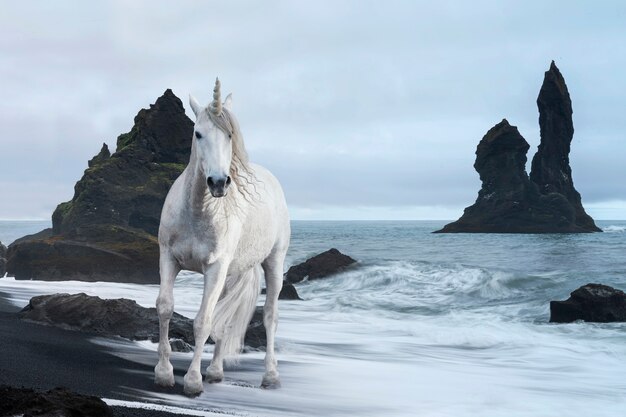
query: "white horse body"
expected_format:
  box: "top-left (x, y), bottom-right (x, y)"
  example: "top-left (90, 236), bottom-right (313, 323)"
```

top-left (154, 79), bottom-right (290, 395)
top-left (161, 163), bottom-right (288, 276)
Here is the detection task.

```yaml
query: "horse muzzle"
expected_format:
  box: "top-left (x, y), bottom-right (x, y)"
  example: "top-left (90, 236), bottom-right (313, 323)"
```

top-left (207, 176), bottom-right (232, 198)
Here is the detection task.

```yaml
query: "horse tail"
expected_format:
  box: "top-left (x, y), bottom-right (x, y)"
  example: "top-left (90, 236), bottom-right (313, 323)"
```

top-left (210, 265), bottom-right (261, 358)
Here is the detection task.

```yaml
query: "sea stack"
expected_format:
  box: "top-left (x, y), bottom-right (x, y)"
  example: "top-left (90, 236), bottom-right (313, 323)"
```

top-left (6, 90), bottom-right (194, 283)
top-left (529, 62), bottom-right (600, 232)
top-left (436, 62), bottom-right (600, 233)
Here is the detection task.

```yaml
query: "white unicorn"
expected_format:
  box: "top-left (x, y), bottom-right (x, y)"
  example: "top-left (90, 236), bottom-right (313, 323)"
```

top-left (154, 78), bottom-right (290, 396)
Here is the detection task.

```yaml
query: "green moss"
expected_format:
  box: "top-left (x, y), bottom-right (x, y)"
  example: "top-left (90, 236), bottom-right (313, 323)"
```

top-left (115, 126), bottom-right (137, 152)
top-left (162, 162), bottom-right (186, 171)
top-left (56, 201), bottom-right (73, 216)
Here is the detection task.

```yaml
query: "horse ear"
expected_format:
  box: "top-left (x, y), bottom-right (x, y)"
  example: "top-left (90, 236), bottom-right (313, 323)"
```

top-left (223, 93), bottom-right (233, 111)
top-left (189, 94), bottom-right (203, 117)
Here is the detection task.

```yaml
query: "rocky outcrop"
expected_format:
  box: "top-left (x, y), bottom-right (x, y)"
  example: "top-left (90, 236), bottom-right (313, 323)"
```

top-left (245, 307), bottom-right (267, 351)
top-left (261, 280), bottom-right (302, 300)
top-left (0, 241), bottom-right (6, 276)
top-left (19, 293), bottom-right (267, 349)
top-left (0, 385), bottom-right (113, 417)
top-left (20, 293), bottom-right (194, 343)
top-left (7, 90), bottom-right (194, 283)
top-left (530, 62), bottom-right (600, 232)
top-left (435, 120), bottom-right (577, 233)
top-left (436, 62), bottom-right (600, 233)
top-left (169, 338), bottom-right (193, 353)
top-left (550, 283), bottom-right (626, 323)
top-left (87, 143), bottom-right (110, 168)
top-left (285, 249), bottom-right (356, 283)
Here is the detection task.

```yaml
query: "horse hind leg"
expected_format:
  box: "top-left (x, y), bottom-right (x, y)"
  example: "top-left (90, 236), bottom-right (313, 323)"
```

top-left (206, 267), bottom-right (261, 384)
top-left (261, 248), bottom-right (287, 389)
top-left (206, 339), bottom-right (224, 383)
top-left (154, 254), bottom-right (180, 387)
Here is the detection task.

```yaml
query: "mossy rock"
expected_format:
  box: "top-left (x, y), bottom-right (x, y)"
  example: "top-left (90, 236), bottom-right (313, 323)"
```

top-left (7, 90), bottom-right (193, 284)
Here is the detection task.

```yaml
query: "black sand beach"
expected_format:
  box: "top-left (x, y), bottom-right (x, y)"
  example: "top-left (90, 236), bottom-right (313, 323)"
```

top-left (0, 292), bottom-right (213, 417)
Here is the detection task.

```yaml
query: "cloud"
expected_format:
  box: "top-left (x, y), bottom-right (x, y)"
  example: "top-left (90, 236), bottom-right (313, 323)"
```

top-left (1, 1), bottom-right (625, 220)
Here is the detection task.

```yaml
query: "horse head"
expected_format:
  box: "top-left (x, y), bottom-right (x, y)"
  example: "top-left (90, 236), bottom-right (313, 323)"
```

top-left (189, 78), bottom-right (235, 198)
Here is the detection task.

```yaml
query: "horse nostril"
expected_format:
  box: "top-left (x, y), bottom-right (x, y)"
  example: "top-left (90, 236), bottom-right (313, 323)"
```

top-left (207, 177), bottom-right (214, 186)
top-left (226, 176), bottom-right (232, 186)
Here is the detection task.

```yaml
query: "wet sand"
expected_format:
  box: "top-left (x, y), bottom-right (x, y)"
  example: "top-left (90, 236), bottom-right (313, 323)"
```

top-left (0, 292), bottom-right (216, 417)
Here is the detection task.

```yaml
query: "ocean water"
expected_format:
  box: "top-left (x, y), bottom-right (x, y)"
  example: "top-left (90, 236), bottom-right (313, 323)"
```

top-left (1, 220), bottom-right (626, 416)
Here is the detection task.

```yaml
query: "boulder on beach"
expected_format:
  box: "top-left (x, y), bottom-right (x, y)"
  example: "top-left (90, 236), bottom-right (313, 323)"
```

top-left (285, 248), bottom-right (356, 283)
top-left (245, 307), bottom-right (267, 351)
top-left (0, 241), bottom-right (6, 276)
top-left (261, 280), bottom-right (302, 300)
top-left (0, 385), bottom-right (113, 417)
top-left (436, 62), bottom-right (600, 233)
top-left (550, 283), bottom-right (626, 323)
top-left (20, 293), bottom-right (267, 349)
top-left (169, 338), bottom-right (193, 353)
top-left (6, 89), bottom-right (194, 283)
top-left (20, 292), bottom-right (194, 343)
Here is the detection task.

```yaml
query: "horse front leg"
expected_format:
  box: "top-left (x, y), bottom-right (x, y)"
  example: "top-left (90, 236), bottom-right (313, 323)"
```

top-left (261, 249), bottom-right (287, 389)
top-left (155, 253), bottom-right (180, 387)
top-left (183, 260), bottom-right (229, 396)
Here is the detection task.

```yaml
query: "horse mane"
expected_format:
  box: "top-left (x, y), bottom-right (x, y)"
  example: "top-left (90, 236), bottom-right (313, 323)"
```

top-left (206, 107), bottom-right (258, 207)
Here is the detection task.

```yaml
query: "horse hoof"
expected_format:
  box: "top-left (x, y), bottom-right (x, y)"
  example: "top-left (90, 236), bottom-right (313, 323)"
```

top-left (205, 366), bottom-right (223, 384)
top-left (261, 375), bottom-right (281, 390)
top-left (154, 362), bottom-right (175, 387)
top-left (183, 372), bottom-right (204, 396)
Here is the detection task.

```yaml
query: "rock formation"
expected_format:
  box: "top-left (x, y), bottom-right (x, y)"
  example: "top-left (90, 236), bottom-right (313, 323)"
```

top-left (530, 62), bottom-right (599, 232)
top-left (0, 241), bottom-right (6, 276)
top-left (20, 293), bottom-right (267, 349)
top-left (261, 280), bottom-right (302, 300)
top-left (285, 248), bottom-right (356, 283)
top-left (550, 283), bottom-right (626, 323)
top-left (6, 90), bottom-right (193, 283)
top-left (436, 62), bottom-right (600, 233)
top-left (0, 385), bottom-right (113, 417)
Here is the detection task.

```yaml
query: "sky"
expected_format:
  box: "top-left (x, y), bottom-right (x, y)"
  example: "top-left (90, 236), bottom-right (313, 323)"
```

top-left (1, 1), bottom-right (625, 220)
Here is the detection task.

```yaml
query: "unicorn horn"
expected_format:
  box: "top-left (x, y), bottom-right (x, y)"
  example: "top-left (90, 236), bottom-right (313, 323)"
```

top-left (210, 77), bottom-right (222, 115)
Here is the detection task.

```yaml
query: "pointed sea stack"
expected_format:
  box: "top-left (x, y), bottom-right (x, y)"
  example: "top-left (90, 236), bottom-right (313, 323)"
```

top-left (530, 61), bottom-right (601, 232)
top-left (436, 62), bottom-right (600, 233)
top-left (6, 90), bottom-right (194, 283)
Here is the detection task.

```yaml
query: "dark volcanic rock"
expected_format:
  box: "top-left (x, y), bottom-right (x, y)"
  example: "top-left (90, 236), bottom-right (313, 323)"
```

top-left (261, 280), bottom-right (302, 300)
top-left (550, 283), bottom-right (626, 323)
top-left (169, 338), bottom-right (193, 353)
top-left (7, 227), bottom-right (160, 283)
top-left (88, 143), bottom-right (111, 168)
top-left (285, 248), bottom-right (356, 283)
top-left (244, 307), bottom-right (267, 350)
top-left (435, 120), bottom-right (577, 233)
top-left (530, 61), bottom-right (600, 232)
top-left (0, 241), bottom-right (6, 276)
top-left (436, 62), bottom-right (600, 233)
top-left (53, 89), bottom-right (192, 236)
top-left (0, 385), bottom-right (113, 417)
top-left (20, 293), bottom-right (194, 343)
top-left (19, 293), bottom-right (267, 349)
top-left (7, 90), bottom-right (194, 283)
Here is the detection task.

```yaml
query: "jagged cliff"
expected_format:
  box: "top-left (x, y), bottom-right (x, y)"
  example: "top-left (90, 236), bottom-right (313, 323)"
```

top-left (436, 62), bottom-right (600, 233)
top-left (6, 90), bottom-right (194, 283)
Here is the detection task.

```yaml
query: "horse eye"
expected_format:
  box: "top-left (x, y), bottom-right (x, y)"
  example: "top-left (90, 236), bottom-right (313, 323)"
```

top-left (195, 131), bottom-right (202, 139)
